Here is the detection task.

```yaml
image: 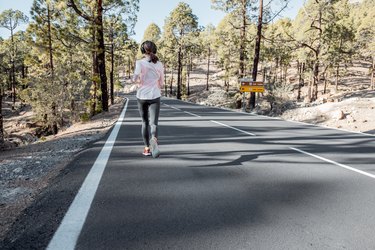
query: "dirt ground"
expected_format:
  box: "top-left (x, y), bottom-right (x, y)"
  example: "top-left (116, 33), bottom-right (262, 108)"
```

top-left (1, 60), bottom-right (374, 240)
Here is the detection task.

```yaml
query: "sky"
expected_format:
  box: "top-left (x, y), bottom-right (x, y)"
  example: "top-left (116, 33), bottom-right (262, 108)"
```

top-left (0, 0), bottom-right (305, 42)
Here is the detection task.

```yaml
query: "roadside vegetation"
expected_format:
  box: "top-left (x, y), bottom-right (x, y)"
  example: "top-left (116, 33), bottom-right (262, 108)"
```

top-left (0, 0), bottom-right (374, 149)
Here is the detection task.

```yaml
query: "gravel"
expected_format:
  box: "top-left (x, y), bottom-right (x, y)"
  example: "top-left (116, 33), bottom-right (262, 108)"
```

top-left (0, 96), bottom-right (125, 240)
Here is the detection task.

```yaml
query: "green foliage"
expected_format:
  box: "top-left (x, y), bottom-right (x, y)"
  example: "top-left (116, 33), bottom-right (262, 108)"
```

top-left (1, 0), bottom-right (375, 132)
top-left (0, 9), bottom-right (29, 32)
top-left (214, 13), bottom-right (241, 79)
top-left (162, 2), bottom-right (199, 99)
top-left (351, 0), bottom-right (375, 58)
top-left (80, 112), bottom-right (90, 122)
top-left (165, 2), bottom-right (198, 39)
top-left (142, 23), bottom-right (161, 43)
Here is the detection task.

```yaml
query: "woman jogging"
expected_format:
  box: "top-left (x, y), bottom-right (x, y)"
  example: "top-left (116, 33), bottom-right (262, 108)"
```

top-left (132, 40), bottom-right (164, 158)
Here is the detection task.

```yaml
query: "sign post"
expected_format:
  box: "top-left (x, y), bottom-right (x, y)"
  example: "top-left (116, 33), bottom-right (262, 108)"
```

top-left (239, 78), bottom-right (264, 112)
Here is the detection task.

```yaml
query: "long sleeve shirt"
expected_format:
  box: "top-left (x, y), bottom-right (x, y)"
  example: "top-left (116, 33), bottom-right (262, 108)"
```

top-left (132, 57), bottom-right (164, 100)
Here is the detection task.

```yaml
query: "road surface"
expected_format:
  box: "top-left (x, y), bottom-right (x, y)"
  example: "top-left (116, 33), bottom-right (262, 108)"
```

top-left (2, 96), bottom-right (375, 250)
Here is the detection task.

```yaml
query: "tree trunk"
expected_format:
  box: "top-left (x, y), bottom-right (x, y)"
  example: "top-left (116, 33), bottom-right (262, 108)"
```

top-left (164, 63), bottom-right (168, 95)
top-left (297, 61), bottom-right (302, 101)
top-left (371, 56), bottom-right (374, 90)
top-left (90, 23), bottom-right (98, 117)
top-left (97, 0), bottom-right (108, 112)
top-left (7, 69), bottom-right (11, 90)
top-left (170, 68), bottom-right (174, 96)
top-left (313, 60), bottom-right (319, 101)
top-left (335, 64), bottom-right (339, 91)
top-left (239, 0), bottom-right (246, 78)
top-left (21, 64), bottom-right (26, 89)
top-left (177, 46), bottom-right (182, 100)
top-left (47, 4), bottom-right (58, 134)
top-left (313, 9), bottom-right (322, 102)
top-left (127, 56), bottom-right (131, 79)
top-left (279, 63), bottom-right (283, 84)
top-left (10, 25), bottom-right (16, 109)
top-left (187, 63), bottom-right (191, 96)
top-left (206, 47), bottom-right (211, 91)
top-left (274, 59), bottom-right (278, 83)
top-left (11, 62), bottom-right (16, 109)
top-left (110, 42), bottom-right (114, 105)
top-left (307, 75), bottom-right (313, 103)
top-left (225, 65), bottom-right (229, 92)
top-left (51, 103), bottom-right (58, 135)
top-left (249, 0), bottom-right (263, 110)
top-left (0, 92), bottom-right (4, 146)
top-left (323, 72), bottom-right (327, 94)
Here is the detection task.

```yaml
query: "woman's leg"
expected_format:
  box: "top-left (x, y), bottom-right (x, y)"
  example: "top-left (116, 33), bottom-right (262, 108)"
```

top-left (137, 98), bottom-right (150, 147)
top-left (149, 98), bottom-right (160, 139)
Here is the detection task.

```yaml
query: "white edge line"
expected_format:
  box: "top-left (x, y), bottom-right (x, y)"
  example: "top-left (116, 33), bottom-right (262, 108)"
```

top-left (210, 120), bottom-right (256, 136)
top-left (47, 98), bottom-right (129, 250)
top-left (290, 147), bottom-right (375, 179)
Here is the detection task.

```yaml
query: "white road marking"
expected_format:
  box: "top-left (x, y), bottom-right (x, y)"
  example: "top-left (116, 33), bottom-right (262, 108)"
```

top-left (47, 98), bottom-right (129, 250)
top-left (164, 103), bottom-right (200, 117)
top-left (184, 111), bottom-right (201, 117)
top-left (210, 120), bottom-right (256, 136)
top-left (290, 147), bottom-right (375, 179)
top-left (170, 106), bottom-right (181, 111)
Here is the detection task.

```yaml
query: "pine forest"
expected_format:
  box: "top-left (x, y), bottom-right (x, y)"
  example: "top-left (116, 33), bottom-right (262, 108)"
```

top-left (0, 0), bottom-right (374, 149)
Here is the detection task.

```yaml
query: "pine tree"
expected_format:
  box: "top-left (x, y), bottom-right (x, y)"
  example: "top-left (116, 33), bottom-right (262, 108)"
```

top-left (26, 0), bottom-right (61, 134)
top-left (201, 24), bottom-right (216, 91)
top-left (212, 0), bottom-right (256, 78)
top-left (352, 0), bottom-right (375, 89)
top-left (0, 37), bottom-right (5, 145)
top-left (214, 13), bottom-right (241, 89)
top-left (0, 9), bottom-right (28, 108)
top-left (142, 23), bottom-right (161, 43)
top-left (68, 0), bottom-right (139, 111)
top-left (105, 14), bottom-right (128, 105)
top-left (164, 2), bottom-right (198, 100)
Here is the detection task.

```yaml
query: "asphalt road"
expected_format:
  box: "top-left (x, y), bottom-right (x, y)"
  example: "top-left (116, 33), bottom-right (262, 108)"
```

top-left (2, 96), bottom-right (375, 250)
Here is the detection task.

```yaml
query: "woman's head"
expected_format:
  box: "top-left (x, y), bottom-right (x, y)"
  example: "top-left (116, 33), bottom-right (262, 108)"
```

top-left (140, 40), bottom-right (159, 63)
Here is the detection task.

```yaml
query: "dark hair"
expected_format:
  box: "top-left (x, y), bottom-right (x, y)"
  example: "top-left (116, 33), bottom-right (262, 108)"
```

top-left (140, 40), bottom-right (159, 63)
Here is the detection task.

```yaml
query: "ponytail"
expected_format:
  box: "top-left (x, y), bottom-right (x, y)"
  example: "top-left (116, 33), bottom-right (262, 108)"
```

top-left (149, 52), bottom-right (159, 64)
top-left (140, 40), bottom-right (159, 64)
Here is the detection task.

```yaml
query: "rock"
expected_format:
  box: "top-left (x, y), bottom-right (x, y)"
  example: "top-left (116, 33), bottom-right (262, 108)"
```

top-left (332, 110), bottom-right (346, 120)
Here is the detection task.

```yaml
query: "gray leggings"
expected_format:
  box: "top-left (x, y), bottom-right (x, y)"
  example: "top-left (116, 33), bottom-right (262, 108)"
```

top-left (137, 98), bottom-right (160, 147)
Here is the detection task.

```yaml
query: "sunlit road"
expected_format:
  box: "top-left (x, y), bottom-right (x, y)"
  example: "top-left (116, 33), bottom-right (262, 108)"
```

top-left (2, 96), bottom-right (375, 250)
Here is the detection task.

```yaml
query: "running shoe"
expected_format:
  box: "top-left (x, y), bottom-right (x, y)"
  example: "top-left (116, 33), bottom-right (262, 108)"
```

top-left (142, 148), bottom-right (151, 156)
top-left (150, 137), bottom-right (160, 158)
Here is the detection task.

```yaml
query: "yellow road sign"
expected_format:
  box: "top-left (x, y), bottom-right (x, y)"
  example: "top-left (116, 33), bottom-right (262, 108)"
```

top-left (239, 79), bottom-right (264, 93)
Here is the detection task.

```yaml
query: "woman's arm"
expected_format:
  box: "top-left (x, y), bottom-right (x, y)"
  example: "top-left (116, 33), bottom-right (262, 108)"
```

top-left (132, 60), bottom-right (141, 84)
top-left (158, 63), bottom-right (164, 89)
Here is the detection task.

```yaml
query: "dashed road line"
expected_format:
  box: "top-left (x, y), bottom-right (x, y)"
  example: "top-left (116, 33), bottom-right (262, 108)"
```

top-left (210, 120), bottom-right (256, 136)
top-left (169, 106), bottom-right (181, 111)
top-left (183, 111), bottom-right (201, 117)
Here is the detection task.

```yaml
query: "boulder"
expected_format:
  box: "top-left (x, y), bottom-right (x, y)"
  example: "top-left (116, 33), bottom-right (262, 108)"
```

top-left (332, 110), bottom-right (346, 120)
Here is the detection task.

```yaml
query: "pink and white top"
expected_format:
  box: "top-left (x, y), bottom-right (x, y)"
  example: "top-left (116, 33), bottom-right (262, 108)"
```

top-left (132, 57), bottom-right (164, 100)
